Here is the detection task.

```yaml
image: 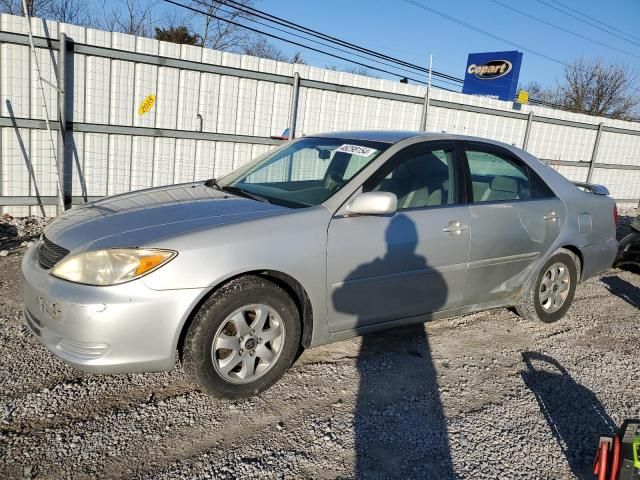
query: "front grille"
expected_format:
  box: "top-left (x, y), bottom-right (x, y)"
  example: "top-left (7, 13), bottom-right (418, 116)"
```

top-left (38, 236), bottom-right (70, 269)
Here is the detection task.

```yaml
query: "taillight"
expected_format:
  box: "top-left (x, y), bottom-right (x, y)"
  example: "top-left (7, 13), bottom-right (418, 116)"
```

top-left (613, 204), bottom-right (618, 225)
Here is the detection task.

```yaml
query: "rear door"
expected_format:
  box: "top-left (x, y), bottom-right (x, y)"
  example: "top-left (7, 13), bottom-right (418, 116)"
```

top-left (461, 142), bottom-right (564, 306)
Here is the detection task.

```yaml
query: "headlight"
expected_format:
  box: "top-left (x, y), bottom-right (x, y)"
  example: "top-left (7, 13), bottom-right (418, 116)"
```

top-left (51, 248), bottom-right (176, 286)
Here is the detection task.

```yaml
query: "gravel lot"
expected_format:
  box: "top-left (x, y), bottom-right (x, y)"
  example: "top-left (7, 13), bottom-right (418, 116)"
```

top-left (1, 210), bottom-right (639, 479)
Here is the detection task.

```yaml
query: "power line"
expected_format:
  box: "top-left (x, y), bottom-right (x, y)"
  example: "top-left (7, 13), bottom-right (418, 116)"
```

top-left (488, 0), bottom-right (640, 61)
top-left (402, 0), bottom-right (568, 67)
top-left (197, 1), bottom-right (462, 85)
top-left (162, 0), bottom-right (454, 87)
top-left (535, 0), bottom-right (640, 49)
top-left (197, 0), bottom-right (465, 83)
top-left (550, 0), bottom-right (640, 44)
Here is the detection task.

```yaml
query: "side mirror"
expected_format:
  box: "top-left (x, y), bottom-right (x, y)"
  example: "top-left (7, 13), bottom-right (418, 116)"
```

top-left (346, 192), bottom-right (397, 216)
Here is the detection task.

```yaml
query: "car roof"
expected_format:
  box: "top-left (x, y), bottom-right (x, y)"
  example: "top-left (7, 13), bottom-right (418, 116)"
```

top-left (307, 130), bottom-right (431, 143)
top-left (307, 130), bottom-right (508, 145)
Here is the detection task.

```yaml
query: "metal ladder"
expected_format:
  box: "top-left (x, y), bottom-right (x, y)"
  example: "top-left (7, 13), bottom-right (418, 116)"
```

top-left (22, 0), bottom-right (65, 213)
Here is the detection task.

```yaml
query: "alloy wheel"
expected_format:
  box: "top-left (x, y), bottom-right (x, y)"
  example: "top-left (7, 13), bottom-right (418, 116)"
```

top-left (211, 304), bottom-right (285, 384)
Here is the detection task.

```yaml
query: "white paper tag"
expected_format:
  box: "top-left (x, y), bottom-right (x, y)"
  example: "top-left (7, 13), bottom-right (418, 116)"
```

top-left (334, 144), bottom-right (378, 157)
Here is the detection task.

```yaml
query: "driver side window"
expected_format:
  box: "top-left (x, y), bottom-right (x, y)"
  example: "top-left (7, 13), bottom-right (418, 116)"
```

top-left (364, 144), bottom-right (457, 210)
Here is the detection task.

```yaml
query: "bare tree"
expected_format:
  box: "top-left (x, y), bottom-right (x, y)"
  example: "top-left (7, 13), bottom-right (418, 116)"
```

top-left (0, 0), bottom-right (97, 26)
top-left (102, 0), bottom-right (155, 37)
top-left (242, 38), bottom-right (307, 64)
top-left (0, 0), bottom-right (53, 16)
top-left (529, 58), bottom-right (639, 120)
top-left (49, 0), bottom-right (90, 25)
top-left (242, 37), bottom-right (285, 61)
top-left (289, 51), bottom-right (305, 64)
top-left (189, 0), bottom-right (256, 51)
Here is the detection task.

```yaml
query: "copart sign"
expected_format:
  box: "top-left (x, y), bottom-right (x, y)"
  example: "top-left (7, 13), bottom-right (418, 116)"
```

top-left (462, 51), bottom-right (523, 101)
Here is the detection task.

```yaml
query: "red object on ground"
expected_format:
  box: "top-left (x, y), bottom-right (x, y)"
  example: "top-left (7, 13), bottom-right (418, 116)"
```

top-left (594, 439), bottom-right (610, 480)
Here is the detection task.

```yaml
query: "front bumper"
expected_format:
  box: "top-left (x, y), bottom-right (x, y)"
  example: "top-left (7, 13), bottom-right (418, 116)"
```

top-left (21, 243), bottom-right (205, 373)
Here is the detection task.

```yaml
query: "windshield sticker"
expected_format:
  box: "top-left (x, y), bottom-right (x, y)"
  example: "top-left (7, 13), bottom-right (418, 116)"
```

top-left (334, 144), bottom-right (378, 157)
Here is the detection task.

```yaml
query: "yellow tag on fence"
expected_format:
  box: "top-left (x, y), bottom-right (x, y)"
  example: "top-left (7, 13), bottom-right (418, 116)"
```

top-left (138, 94), bottom-right (156, 115)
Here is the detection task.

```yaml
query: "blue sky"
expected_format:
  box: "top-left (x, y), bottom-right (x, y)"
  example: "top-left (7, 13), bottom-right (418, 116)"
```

top-left (118, 0), bottom-right (640, 90)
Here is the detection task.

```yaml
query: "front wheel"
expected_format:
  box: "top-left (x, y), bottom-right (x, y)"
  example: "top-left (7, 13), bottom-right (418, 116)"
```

top-left (515, 248), bottom-right (579, 323)
top-left (182, 276), bottom-right (301, 399)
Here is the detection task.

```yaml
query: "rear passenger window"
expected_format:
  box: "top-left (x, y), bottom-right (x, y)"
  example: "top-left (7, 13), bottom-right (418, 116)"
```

top-left (466, 150), bottom-right (531, 203)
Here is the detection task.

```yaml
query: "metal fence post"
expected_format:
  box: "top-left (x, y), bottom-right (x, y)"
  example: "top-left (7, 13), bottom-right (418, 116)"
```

top-left (419, 93), bottom-right (429, 131)
top-left (288, 72), bottom-right (300, 140)
top-left (587, 122), bottom-right (604, 183)
top-left (57, 32), bottom-right (72, 210)
top-left (522, 111), bottom-right (534, 150)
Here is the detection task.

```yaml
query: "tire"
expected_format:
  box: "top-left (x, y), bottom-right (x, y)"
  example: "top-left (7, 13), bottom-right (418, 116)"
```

top-left (182, 275), bottom-right (301, 399)
top-left (515, 248), bottom-right (579, 324)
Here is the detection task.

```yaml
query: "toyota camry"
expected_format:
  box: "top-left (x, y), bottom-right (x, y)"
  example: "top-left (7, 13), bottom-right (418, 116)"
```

top-left (21, 131), bottom-right (618, 399)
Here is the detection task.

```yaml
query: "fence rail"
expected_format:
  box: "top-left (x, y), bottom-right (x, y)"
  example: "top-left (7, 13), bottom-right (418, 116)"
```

top-left (0, 14), bottom-right (639, 216)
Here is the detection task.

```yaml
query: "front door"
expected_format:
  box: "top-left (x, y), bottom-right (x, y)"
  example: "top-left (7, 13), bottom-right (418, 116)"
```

top-left (326, 142), bottom-right (470, 333)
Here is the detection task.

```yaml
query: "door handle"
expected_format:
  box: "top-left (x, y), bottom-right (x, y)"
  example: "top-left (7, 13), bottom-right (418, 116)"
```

top-left (443, 221), bottom-right (468, 234)
top-left (543, 211), bottom-right (560, 221)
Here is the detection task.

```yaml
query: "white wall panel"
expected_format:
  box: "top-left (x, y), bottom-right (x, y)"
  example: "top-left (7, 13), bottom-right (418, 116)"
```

top-left (217, 76), bottom-right (239, 134)
top-left (110, 60), bottom-right (134, 126)
top-left (598, 131), bottom-right (640, 166)
top-left (29, 48), bottom-right (57, 120)
top-left (554, 165), bottom-right (587, 183)
top-left (177, 70), bottom-right (201, 131)
top-left (85, 55), bottom-right (110, 124)
top-left (591, 169), bottom-right (640, 200)
top-left (174, 139), bottom-right (196, 183)
top-left (83, 133), bottom-right (109, 196)
top-left (155, 67), bottom-right (180, 129)
top-left (528, 122), bottom-right (596, 162)
top-left (131, 136), bottom-right (154, 190)
top-left (1, 43), bottom-right (30, 118)
top-left (233, 143), bottom-right (253, 171)
top-left (69, 132), bottom-right (85, 197)
top-left (133, 63), bottom-right (158, 128)
top-left (195, 140), bottom-right (215, 181)
top-left (1, 127), bottom-right (30, 216)
top-left (152, 137), bottom-right (176, 187)
top-left (199, 72), bottom-right (221, 133)
top-left (213, 142), bottom-right (235, 177)
top-left (107, 135), bottom-right (132, 195)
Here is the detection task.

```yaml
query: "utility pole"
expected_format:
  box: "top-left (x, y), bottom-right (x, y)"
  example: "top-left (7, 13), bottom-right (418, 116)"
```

top-left (420, 54), bottom-right (433, 131)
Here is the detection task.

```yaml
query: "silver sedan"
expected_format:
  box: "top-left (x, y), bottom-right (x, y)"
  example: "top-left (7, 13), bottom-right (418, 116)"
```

top-left (21, 131), bottom-right (618, 398)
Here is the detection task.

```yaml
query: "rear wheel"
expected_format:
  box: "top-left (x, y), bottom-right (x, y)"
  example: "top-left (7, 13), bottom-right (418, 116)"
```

top-left (182, 276), bottom-right (301, 399)
top-left (515, 248), bottom-right (579, 323)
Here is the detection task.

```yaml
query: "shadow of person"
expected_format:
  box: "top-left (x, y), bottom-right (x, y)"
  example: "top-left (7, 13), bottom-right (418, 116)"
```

top-left (601, 275), bottom-right (640, 309)
top-left (520, 352), bottom-right (617, 479)
top-left (332, 214), bottom-right (454, 479)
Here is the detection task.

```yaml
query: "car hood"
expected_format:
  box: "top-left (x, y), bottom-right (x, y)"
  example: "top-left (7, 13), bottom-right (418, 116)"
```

top-left (44, 183), bottom-right (288, 252)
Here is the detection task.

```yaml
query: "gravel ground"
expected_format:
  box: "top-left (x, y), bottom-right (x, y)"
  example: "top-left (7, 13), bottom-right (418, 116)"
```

top-left (0, 209), bottom-right (638, 480)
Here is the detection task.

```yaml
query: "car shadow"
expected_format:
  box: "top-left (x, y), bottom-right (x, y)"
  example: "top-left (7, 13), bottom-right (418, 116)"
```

top-left (520, 352), bottom-right (617, 479)
top-left (601, 275), bottom-right (640, 309)
top-left (332, 214), bottom-right (454, 479)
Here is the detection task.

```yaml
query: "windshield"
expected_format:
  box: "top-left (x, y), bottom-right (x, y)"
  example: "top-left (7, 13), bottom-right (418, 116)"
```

top-left (219, 137), bottom-right (389, 208)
